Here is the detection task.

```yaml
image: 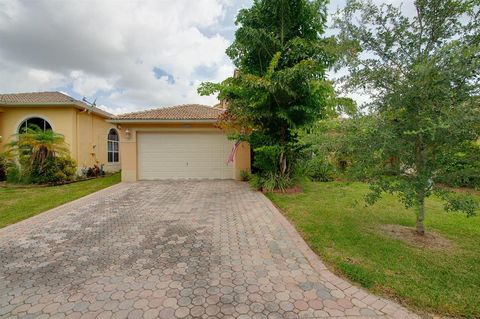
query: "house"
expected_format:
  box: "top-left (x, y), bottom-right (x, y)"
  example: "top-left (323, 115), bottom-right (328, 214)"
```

top-left (0, 92), bottom-right (120, 173)
top-left (0, 92), bottom-right (251, 181)
top-left (108, 104), bottom-right (250, 182)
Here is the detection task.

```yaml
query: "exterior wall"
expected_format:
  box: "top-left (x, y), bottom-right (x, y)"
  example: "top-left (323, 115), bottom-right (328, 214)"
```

top-left (75, 111), bottom-right (120, 172)
top-left (118, 123), bottom-right (251, 182)
top-left (0, 106), bottom-right (120, 173)
top-left (0, 109), bottom-right (3, 149)
top-left (233, 141), bottom-right (251, 180)
top-left (0, 107), bottom-right (76, 157)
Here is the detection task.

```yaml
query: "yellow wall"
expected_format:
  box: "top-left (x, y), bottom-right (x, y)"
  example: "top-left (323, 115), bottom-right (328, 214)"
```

top-left (118, 123), bottom-right (251, 182)
top-left (75, 111), bottom-right (120, 172)
top-left (0, 110), bottom-right (3, 148)
top-left (233, 141), bottom-right (251, 180)
top-left (0, 106), bottom-right (120, 172)
top-left (0, 107), bottom-right (76, 156)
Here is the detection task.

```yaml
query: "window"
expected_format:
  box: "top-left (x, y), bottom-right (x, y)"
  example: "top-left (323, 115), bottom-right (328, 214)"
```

top-left (107, 129), bottom-right (119, 163)
top-left (18, 117), bottom-right (52, 133)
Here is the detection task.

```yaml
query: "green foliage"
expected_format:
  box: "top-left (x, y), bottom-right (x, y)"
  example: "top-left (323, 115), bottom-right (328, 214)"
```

top-left (249, 173), bottom-right (264, 191)
top-left (5, 164), bottom-right (21, 184)
top-left (268, 181), bottom-right (480, 317)
top-left (82, 165), bottom-right (105, 178)
top-left (334, 0), bottom-right (480, 233)
top-left (305, 156), bottom-right (336, 182)
top-left (299, 118), bottom-right (361, 180)
top-left (239, 170), bottom-right (252, 182)
top-left (250, 143), bottom-right (305, 191)
top-left (249, 171), bottom-right (296, 192)
top-left (29, 156), bottom-right (77, 185)
top-left (5, 126), bottom-right (76, 184)
top-left (199, 0), bottom-right (339, 188)
top-left (435, 142), bottom-right (480, 188)
top-left (0, 153), bottom-right (6, 181)
top-left (253, 145), bottom-right (283, 174)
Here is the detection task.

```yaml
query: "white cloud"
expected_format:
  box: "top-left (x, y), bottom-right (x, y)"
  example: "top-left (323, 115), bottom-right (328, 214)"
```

top-left (0, 0), bottom-right (416, 114)
top-left (70, 71), bottom-right (115, 97)
top-left (0, 60), bottom-right (66, 92)
top-left (0, 0), bottom-right (235, 113)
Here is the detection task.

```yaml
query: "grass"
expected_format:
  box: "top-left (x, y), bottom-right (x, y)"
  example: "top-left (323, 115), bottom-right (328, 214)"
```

top-left (267, 181), bottom-right (480, 318)
top-left (0, 173), bottom-right (121, 228)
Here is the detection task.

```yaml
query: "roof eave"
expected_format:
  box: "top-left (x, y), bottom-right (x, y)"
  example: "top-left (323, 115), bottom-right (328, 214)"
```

top-left (0, 102), bottom-right (73, 106)
top-left (0, 102), bottom-right (113, 118)
top-left (107, 119), bottom-right (218, 124)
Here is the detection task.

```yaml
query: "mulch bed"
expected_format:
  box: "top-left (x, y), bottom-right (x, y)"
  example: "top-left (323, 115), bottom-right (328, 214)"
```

top-left (380, 224), bottom-right (454, 251)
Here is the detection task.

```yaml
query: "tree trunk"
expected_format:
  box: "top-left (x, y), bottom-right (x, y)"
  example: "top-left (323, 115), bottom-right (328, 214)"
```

top-left (416, 193), bottom-right (426, 235)
top-left (279, 151), bottom-right (287, 175)
top-left (414, 136), bottom-right (426, 235)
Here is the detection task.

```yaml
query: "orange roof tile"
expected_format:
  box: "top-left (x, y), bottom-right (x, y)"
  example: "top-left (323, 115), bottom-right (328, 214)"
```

top-left (113, 104), bottom-right (223, 121)
top-left (0, 91), bottom-right (113, 118)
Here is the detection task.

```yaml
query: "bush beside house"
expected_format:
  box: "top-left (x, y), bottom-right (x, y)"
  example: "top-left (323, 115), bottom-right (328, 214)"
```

top-left (0, 153), bottom-right (6, 182)
top-left (4, 126), bottom-right (77, 185)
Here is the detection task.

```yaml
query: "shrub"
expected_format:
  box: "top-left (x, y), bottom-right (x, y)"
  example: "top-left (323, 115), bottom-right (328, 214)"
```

top-left (5, 163), bottom-right (25, 184)
top-left (435, 144), bottom-right (480, 188)
top-left (82, 164), bottom-right (105, 178)
top-left (5, 127), bottom-right (77, 184)
top-left (253, 145), bottom-right (282, 174)
top-left (249, 143), bottom-right (309, 191)
top-left (249, 172), bottom-right (297, 192)
top-left (29, 156), bottom-right (77, 184)
top-left (249, 174), bottom-right (263, 191)
top-left (0, 153), bottom-right (6, 181)
top-left (240, 170), bottom-right (251, 181)
top-left (305, 156), bottom-right (336, 182)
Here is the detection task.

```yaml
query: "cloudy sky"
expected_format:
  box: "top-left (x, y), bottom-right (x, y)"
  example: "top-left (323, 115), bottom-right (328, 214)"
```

top-left (0, 0), bottom-right (406, 114)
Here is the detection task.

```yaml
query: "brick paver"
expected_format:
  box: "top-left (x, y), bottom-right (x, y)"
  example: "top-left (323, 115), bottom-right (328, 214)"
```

top-left (0, 180), bottom-right (418, 318)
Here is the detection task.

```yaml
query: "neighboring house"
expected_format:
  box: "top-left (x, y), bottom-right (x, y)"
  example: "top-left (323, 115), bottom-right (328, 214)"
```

top-left (0, 92), bottom-right (121, 173)
top-left (0, 92), bottom-right (251, 181)
top-left (109, 104), bottom-right (250, 182)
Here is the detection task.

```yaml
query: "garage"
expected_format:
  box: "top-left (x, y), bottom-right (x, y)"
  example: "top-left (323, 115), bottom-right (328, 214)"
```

top-left (137, 131), bottom-right (234, 180)
top-left (109, 104), bottom-right (250, 182)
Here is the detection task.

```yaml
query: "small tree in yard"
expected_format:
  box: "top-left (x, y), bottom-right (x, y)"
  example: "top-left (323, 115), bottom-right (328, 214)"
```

top-left (6, 126), bottom-right (76, 184)
top-left (199, 0), bottom-right (340, 190)
top-left (335, 0), bottom-right (480, 234)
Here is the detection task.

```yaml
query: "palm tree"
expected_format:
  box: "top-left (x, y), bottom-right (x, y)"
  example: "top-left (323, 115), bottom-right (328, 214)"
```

top-left (6, 125), bottom-right (69, 172)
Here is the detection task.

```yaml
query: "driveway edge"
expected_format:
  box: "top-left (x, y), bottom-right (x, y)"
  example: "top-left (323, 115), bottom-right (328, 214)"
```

top-left (258, 191), bottom-right (420, 319)
top-left (0, 182), bottom-right (129, 235)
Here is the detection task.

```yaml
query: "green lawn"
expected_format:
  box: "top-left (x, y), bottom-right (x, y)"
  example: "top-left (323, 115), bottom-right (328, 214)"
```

top-left (0, 173), bottom-right (121, 228)
top-left (268, 181), bottom-right (480, 318)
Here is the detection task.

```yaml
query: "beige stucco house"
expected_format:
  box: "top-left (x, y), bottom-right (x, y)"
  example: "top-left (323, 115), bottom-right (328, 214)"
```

top-left (0, 92), bottom-right (120, 173)
top-left (108, 104), bottom-right (250, 182)
top-left (0, 92), bottom-right (251, 181)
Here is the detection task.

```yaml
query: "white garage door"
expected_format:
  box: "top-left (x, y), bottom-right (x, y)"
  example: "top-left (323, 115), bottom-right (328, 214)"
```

top-left (137, 131), bottom-right (234, 180)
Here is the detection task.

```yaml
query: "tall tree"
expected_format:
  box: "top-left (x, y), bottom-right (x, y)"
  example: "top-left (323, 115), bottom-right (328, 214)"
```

top-left (335, 0), bottom-right (480, 234)
top-left (199, 0), bottom-right (339, 184)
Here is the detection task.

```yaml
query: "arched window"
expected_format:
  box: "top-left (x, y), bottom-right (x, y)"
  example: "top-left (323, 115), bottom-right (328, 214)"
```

top-left (107, 129), bottom-right (119, 163)
top-left (18, 117), bottom-right (52, 133)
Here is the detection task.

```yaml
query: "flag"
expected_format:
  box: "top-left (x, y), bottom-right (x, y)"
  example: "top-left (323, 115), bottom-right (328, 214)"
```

top-left (227, 141), bottom-right (241, 164)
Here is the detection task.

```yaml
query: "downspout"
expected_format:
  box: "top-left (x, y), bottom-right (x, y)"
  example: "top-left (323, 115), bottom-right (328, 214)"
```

top-left (76, 109), bottom-right (80, 171)
top-left (76, 106), bottom-right (88, 169)
top-left (91, 110), bottom-right (96, 166)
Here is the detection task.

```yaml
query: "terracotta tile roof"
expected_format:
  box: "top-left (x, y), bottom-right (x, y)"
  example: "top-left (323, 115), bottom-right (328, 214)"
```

top-left (0, 91), bottom-right (76, 104)
top-left (113, 104), bottom-right (224, 121)
top-left (0, 91), bottom-right (113, 118)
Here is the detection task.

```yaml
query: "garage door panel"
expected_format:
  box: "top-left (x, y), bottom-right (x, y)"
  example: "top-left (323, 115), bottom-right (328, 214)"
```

top-left (137, 132), bottom-right (234, 180)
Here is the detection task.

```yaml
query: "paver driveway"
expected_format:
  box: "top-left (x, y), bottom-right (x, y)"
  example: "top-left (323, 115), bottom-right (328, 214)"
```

top-left (0, 180), bottom-right (418, 319)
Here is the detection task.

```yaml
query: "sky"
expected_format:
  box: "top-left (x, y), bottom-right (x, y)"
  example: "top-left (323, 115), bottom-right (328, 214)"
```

top-left (0, 0), bottom-right (407, 114)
